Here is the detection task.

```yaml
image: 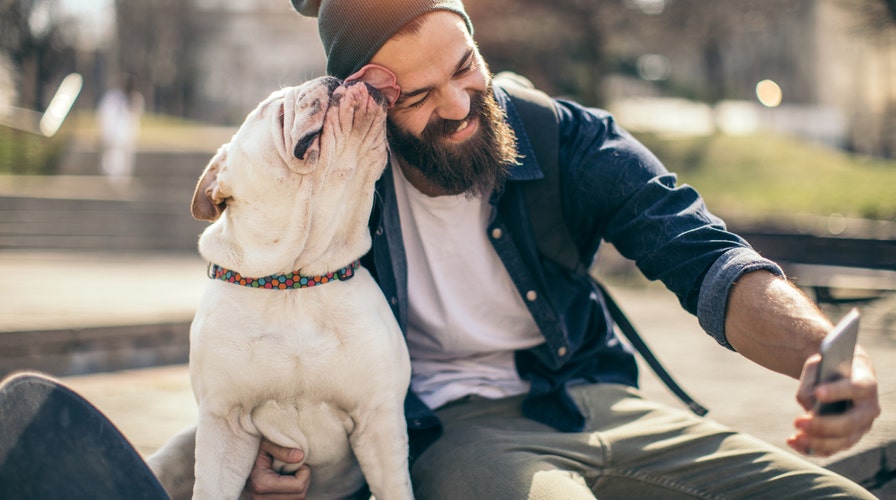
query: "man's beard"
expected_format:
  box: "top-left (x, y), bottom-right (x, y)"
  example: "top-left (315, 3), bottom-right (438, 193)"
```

top-left (387, 83), bottom-right (519, 197)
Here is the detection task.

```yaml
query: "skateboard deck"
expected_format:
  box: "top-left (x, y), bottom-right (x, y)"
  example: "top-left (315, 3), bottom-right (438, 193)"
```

top-left (0, 371), bottom-right (170, 499)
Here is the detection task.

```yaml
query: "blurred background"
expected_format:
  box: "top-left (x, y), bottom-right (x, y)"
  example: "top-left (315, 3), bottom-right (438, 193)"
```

top-left (0, 0), bottom-right (893, 346)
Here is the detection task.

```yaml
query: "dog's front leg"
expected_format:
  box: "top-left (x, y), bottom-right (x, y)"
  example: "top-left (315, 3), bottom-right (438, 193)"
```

top-left (193, 411), bottom-right (260, 500)
top-left (350, 407), bottom-right (414, 500)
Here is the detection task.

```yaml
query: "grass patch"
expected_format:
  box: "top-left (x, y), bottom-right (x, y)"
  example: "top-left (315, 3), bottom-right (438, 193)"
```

top-left (1, 112), bottom-right (234, 174)
top-left (635, 132), bottom-right (896, 221)
top-left (0, 127), bottom-right (68, 175)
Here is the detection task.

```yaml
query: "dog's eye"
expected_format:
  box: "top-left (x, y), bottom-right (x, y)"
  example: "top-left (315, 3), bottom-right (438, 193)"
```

top-left (294, 128), bottom-right (322, 160)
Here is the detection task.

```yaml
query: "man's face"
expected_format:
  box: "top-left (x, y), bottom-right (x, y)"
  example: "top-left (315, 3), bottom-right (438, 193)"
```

top-left (370, 11), bottom-right (518, 196)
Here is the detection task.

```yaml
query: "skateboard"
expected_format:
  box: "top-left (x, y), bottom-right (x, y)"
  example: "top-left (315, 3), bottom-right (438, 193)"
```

top-left (0, 371), bottom-right (170, 499)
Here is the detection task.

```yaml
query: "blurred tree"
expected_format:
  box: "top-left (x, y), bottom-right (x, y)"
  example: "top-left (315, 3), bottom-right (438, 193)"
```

top-left (112, 0), bottom-right (207, 117)
top-left (654, 0), bottom-right (805, 103)
top-left (466, 0), bottom-right (805, 105)
top-left (466, 0), bottom-right (625, 106)
top-left (840, 0), bottom-right (896, 157)
top-left (843, 0), bottom-right (896, 34)
top-left (0, 0), bottom-right (78, 110)
top-left (885, 0), bottom-right (896, 20)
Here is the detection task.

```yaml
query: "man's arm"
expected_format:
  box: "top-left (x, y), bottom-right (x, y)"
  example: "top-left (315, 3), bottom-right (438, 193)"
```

top-left (724, 270), bottom-right (881, 457)
top-left (724, 270), bottom-right (831, 377)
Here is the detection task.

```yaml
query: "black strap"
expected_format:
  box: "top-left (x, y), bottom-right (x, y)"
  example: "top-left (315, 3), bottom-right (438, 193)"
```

top-left (501, 79), bottom-right (583, 275)
top-left (594, 282), bottom-right (709, 416)
top-left (500, 76), bottom-right (709, 416)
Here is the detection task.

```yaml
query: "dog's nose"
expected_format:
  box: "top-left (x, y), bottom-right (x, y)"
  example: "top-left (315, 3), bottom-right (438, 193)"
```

top-left (294, 128), bottom-right (321, 160)
top-left (322, 76), bottom-right (341, 94)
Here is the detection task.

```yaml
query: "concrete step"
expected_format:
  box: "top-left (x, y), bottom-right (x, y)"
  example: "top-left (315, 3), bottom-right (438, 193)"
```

top-left (58, 150), bottom-right (210, 183)
top-left (0, 146), bottom-right (215, 252)
top-left (0, 251), bottom-right (205, 379)
top-left (0, 322), bottom-right (191, 379)
top-left (0, 195), bottom-right (205, 252)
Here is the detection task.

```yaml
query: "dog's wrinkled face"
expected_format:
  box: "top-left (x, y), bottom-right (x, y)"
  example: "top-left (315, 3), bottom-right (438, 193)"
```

top-left (190, 76), bottom-right (391, 275)
top-left (191, 77), bottom-right (390, 221)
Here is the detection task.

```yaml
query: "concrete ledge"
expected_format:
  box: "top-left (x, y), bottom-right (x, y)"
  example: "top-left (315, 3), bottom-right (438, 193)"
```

top-left (826, 439), bottom-right (896, 497)
top-left (0, 322), bottom-right (190, 378)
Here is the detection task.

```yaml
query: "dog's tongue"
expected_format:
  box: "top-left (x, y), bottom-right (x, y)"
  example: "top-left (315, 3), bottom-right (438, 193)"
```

top-left (346, 64), bottom-right (400, 108)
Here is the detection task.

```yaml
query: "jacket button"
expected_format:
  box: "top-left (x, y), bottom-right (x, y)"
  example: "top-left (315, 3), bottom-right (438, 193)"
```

top-left (491, 228), bottom-right (503, 239)
top-left (375, 226), bottom-right (384, 236)
top-left (390, 296), bottom-right (398, 305)
top-left (557, 346), bottom-right (568, 357)
top-left (526, 290), bottom-right (537, 302)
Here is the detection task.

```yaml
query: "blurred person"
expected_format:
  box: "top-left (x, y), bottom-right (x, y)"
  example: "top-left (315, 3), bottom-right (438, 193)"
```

top-left (97, 74), bottom-right (143, 187)
top-left (0, 1), bottom-right (881, 499)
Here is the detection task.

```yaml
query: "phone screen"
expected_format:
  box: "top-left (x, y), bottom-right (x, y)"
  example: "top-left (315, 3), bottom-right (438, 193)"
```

top-left (813, 308), bottom-right (860, 415)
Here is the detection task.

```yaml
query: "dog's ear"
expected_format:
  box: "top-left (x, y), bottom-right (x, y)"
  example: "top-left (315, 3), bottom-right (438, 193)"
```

top-left (191, 147), bottom-right (230, 222)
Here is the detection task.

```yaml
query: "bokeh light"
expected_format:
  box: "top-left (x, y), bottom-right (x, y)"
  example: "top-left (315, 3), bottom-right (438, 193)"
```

top-left (637, 54), bottom-right (672, 81)
top-left (756, 79), bottom-right (783, 107)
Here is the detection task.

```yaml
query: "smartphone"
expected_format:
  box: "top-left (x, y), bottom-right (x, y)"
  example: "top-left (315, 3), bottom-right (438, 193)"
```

top-left (812, 308), bottom-right (861, 415)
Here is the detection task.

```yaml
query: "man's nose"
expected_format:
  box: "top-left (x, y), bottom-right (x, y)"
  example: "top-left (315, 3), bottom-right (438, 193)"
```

top-left (435, 84), bottom-right (470, 121)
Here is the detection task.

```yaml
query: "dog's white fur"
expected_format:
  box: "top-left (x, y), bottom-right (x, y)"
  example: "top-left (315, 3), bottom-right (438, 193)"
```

top-left (162, 77), bottom-right (412, 499)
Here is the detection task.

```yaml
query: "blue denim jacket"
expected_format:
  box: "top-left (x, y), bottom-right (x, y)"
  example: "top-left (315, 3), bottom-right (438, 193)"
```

top-left (362, 86), bottom-right (783, 456)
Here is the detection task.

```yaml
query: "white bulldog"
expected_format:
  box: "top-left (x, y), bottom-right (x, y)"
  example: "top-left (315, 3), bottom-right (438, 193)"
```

top-left (176, 75), bottom-right (412, 499)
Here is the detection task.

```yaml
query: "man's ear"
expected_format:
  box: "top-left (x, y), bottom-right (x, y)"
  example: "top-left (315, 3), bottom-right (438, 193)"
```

top-left (191, 147), bottom-right (230, 222)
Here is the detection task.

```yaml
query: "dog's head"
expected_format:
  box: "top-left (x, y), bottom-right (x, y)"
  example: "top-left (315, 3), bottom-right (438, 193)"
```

top-left (190, 75), bottom-right (395, 276)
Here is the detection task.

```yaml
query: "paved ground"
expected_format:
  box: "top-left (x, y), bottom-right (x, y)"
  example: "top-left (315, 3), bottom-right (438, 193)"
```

top-left (2, 250), bottom-right (894, 496)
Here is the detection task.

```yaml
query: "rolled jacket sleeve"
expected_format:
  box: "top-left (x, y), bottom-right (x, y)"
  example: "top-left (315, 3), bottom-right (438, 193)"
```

top-left (697, 248), bottom-right (784, 350)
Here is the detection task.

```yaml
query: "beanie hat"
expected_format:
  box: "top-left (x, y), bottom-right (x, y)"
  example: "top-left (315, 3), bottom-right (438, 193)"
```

top-left (291, 0), bottom-right (474, 80)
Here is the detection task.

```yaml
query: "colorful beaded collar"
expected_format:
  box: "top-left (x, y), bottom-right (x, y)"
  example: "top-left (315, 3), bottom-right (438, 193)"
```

top-left (208, 260), bottom-right (360, 289)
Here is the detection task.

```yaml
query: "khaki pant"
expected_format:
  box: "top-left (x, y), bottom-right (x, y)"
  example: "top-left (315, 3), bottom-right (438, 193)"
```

top-left (411, 384), bottom-right (873, 499)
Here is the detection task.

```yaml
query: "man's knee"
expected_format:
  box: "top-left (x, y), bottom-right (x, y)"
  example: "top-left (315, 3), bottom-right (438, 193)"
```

top-left (412, 442), bottom-right (595, 500)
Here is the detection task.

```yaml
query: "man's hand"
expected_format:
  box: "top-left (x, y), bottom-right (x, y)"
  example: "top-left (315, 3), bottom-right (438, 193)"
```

top-left (787, 347), bottom-right (881, 457)
top-left (241, 439), bottom-right (311, 499)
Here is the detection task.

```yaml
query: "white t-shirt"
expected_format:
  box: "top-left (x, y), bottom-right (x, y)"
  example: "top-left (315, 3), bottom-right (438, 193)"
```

top-left (391, 160), bottom-right (543, 410)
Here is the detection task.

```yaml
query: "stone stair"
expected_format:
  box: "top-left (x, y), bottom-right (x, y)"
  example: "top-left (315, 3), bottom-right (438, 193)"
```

top-left (0, 150), bottom-right (214, 252)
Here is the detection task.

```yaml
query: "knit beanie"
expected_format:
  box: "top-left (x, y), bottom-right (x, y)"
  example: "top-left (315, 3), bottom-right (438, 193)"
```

top-left (291, 0), bottom-right (474, 79)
